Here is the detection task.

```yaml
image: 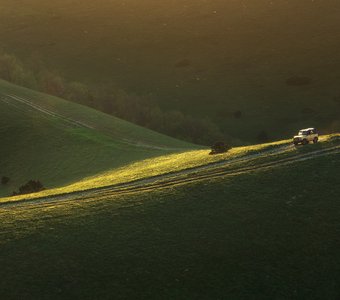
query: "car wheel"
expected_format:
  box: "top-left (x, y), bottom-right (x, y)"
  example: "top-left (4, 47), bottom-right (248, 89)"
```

top-left (302, 139), bottom-right (308, 145)
top-left (293, 141), bottom-right (299, 146)
top-left (313, 137), bottom-right (318, 144)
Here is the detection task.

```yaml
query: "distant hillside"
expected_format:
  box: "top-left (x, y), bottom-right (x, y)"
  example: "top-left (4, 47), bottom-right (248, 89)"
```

top-left (0, 79), bottom-right (195, 197)
top-left (0, 0), bottom-right (339, 142)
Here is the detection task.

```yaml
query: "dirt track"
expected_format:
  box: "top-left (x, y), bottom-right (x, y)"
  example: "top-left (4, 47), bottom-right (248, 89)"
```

top-left (1, 144), bottom-right (339, 209)
top-left (0, 93), bottom-right (186, 151)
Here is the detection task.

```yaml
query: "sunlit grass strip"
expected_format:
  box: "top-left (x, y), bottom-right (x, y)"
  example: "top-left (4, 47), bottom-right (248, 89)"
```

top-left (1, 134), bottom-right (339, 203)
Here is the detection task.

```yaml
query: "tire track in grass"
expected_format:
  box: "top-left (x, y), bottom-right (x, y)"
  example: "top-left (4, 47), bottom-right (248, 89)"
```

top-left (0, 145), bottom-right (339, 209)
top-left (2, 93), bottom-right (185, 151)
top-left (5, 94), bottom-right (94, 129)
top-left (0, 141), bottom-right (293, 207)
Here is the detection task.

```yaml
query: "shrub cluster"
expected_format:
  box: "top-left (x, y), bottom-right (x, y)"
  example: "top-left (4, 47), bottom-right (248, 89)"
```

top-left (12, 180), bottom-right (44, 196)
top-left (209, 141), bottom-right (230, 155)
top-left (0, 51), bottom-right (228, 145)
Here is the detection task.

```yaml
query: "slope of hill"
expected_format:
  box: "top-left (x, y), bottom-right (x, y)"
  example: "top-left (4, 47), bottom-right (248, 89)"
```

top-left (1, 133), bottom-right (338, 204)
top-left (0, 79), bottom-right (196, 197)
top-left (0, 136), bottom-right (339, 299)
top-left (1, 0), bottom-right (340, 141)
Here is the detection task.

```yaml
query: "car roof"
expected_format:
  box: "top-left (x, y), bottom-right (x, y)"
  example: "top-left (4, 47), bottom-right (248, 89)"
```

top-left (300, 128), bottom-right (316, 131)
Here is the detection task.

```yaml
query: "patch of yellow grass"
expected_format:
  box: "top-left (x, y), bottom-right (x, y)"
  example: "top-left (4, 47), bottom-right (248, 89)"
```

top-left (1, 134), bottom-right (339, 203)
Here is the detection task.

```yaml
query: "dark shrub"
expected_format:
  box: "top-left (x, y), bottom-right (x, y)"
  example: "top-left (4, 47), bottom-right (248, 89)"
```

top-left (12, 180), bottom-right (45, 196)
top-left (38, 71), bottom-right (65, 97)
top-left (1, 176), bottom-right (10, 185)
top-left (210, 141), bottom-right (230, 155)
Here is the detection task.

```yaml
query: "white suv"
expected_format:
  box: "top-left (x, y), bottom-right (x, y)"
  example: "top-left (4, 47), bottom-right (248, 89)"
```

top-left (293, 128), bottom-right (319, 145)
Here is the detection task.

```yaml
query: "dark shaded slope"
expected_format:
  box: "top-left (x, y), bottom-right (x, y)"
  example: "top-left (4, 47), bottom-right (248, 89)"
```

top-left (1, 0), bottom-right (340, 141)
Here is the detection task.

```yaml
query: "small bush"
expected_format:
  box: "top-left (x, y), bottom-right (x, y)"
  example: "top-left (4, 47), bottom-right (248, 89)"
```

top-left (1, 176), bottom-right (10, 185)
top-left (209, 141), bottom-right (230, 155)
top-left (38, 71), bottom-right (65, 97)
top-left (12, 180), bottom-right (44, 196)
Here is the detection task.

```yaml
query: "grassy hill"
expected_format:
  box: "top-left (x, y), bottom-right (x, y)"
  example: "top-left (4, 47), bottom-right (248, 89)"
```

top-left (0, 79), bottom-right (196, 197)
top-left (0, 136), bottom-right (339, 299)
top-left (1, 2), bottom-right (339, 296)
top-left (1, 0), bottom-right (340, 141)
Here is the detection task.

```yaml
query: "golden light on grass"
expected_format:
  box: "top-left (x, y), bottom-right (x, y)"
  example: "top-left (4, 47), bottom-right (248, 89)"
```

top-left (1, 134), bottom-right (339, 204)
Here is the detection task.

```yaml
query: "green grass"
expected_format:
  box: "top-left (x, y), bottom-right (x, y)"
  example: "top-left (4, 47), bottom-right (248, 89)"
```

top-left (0, 148), bottom-right (339, 299)
top-left (0, 67), bottom-right (339, 298)
top-left (3, 78), bottom-right (337, 202)
top-left (2, 132), bottom-right (339, 203)
top-left (1, 0), bottom-right (340, 141)
top-left (0, 79), bottom-right (196, 197)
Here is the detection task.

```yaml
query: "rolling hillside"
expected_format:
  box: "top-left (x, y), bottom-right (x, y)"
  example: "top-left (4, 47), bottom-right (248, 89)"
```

top-left (1, 133), bottom-right (338, 204)
top-left (1, 0), bottom-right (340, 141)
top-left (1, 1), bottom-right (339, 297)
top-left (0, 79), bottom-right (196, 197)
top-left (0, 80), bottom-right (339, 298)
top-left (0, 134), bottom-right (339, 299)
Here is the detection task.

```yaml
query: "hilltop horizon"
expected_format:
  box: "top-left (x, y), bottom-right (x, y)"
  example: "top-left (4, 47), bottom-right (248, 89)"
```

top-left (1, 0), bottom-right (339, 144)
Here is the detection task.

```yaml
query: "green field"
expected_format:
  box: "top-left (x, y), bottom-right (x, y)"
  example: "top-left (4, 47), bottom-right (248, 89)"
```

top-left (1, 0), bottom-right (340, 142)
top-left (1, 1), bottom-right (340, 297)
top-left (1, 79), bottom-right (339, 298)
top-left (0, 79), bottom-right (196, 197)
top-left (0, 145), bottom-right (339, 299)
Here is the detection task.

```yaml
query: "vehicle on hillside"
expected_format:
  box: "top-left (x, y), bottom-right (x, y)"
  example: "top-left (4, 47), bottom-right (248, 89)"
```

top-left (293, 128), bottom-right (319, 145)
